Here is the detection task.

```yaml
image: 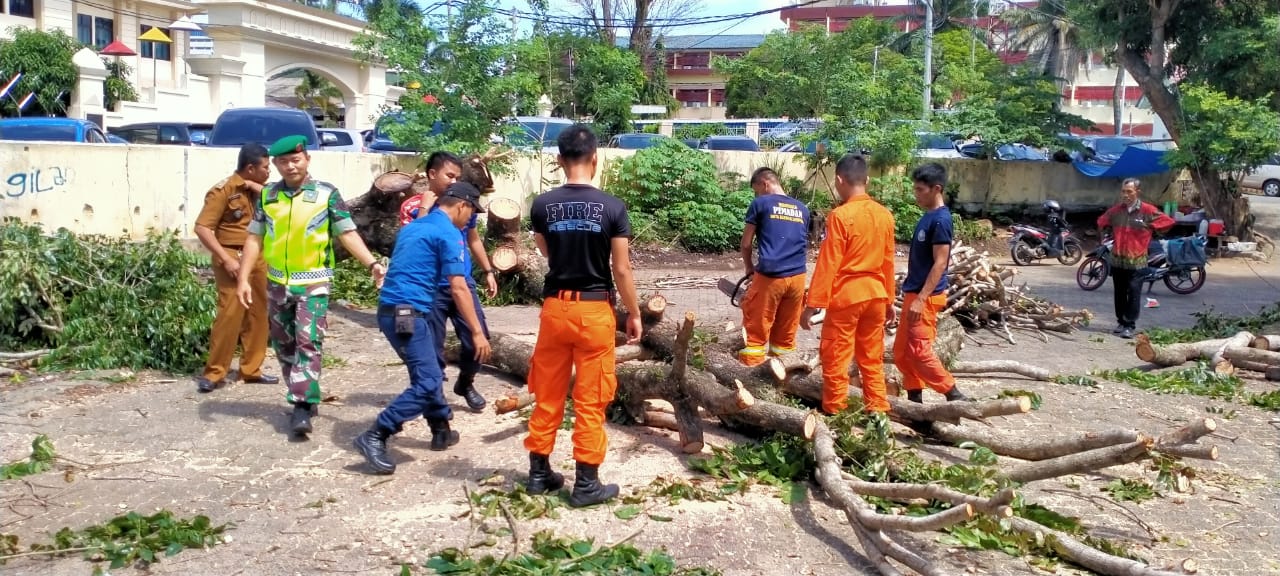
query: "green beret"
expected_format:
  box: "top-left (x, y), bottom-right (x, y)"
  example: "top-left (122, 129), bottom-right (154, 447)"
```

top-left (268, 135), bottom-right (308, 157)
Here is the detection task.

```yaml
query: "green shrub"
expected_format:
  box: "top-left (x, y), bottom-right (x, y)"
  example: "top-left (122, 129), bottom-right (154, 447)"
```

top-left (0, 220), bottom-right (216, 373)
top-left (658, 202), bottom-right (743, 253)
top-left (868, 175), bottom-right (924, 242)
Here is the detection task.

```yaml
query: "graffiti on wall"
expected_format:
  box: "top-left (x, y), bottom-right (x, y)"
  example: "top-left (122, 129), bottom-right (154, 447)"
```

top-left (4, 167), bottom-right (73, 199)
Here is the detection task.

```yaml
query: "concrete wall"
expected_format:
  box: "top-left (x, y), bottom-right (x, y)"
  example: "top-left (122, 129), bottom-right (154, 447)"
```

top-left (0, 143), bottom-right (1175, 240)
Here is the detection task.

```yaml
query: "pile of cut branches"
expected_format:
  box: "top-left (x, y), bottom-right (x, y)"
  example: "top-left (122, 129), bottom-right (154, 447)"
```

top-left (447, 301), bottom-right (1216, 575)
top-left (0, 221), bottom-right (215, 374)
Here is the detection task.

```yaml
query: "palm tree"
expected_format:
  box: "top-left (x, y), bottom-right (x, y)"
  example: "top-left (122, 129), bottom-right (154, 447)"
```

top-left (294, 70), bottom-right (344, 127)
top-left (361, 0), bottom-right (420, 22)
top-left (891, 0), bottom-right (987, 53)
top-left (1001, 0), bottom-right (1125, 134)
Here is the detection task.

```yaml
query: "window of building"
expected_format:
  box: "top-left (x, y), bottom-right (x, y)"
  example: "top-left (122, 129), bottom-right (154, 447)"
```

top-left (676, 52), bottom-right (710, 69)
top-left (6, 0), bottom-right (36, 18)
top-left (140, 25), bottom-right (172, 61)
top-left (77, 14), bottom-right (115, 50)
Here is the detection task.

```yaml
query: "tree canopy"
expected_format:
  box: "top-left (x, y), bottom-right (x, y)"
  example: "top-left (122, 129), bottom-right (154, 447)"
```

top-left (0, 28), bottom-right (78, 118)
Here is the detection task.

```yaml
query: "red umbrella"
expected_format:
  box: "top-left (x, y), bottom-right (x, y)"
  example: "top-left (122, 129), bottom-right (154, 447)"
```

top-left (99, 40), bottom-right (136, 57)
top-left (422, 94), bottom-right (438, 104)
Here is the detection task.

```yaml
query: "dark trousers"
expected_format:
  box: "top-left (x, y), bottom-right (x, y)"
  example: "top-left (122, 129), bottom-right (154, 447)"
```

top-left (1111, 267), bottom-right (1144, 329)
top-left (376, 314), bottom-right (452, 433)
top-left (429, 284), bottom-right (490, 380)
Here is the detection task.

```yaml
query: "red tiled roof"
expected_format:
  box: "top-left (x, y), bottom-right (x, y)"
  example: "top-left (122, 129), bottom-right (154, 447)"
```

top-left (1070, 86), bottom-right (1145, 101)
top-left (1070, 124), bottom-right (1154, 137)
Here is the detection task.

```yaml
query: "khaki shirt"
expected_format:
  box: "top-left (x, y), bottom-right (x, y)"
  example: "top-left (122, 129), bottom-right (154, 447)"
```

top-left (195, 173), bottom-right (257, 247)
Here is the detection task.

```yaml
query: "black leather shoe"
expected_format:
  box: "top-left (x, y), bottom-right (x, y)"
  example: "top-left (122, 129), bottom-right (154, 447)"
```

top-left (291, 403), bottom-right (314, 436)
top-left (906, 390), bottom-right (924, 404)
top-left (453, 375), bottom-right (487, 412)
top-left (354, 427), bottom-right (396, 474)
top-left (244, 374), bottom-right (280, 384)
top-left (526, 452), bottom-right (564, 495)
top-left (196, 377), bottom-right (226, 393)
top-left (945, 387), bottom-right (972, 402)
top-left (569, 461), bottom-right (619, 507)
top-left (426, 418), bottom-right (459, 451)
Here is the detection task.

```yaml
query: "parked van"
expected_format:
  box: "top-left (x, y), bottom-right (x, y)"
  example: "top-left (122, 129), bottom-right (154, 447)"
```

top-left (207, 108), bottom-right (320, 150)
top-left (0, 118), bottom-right (110, 143)
top-left (110, 122), bottom-right (214, 146)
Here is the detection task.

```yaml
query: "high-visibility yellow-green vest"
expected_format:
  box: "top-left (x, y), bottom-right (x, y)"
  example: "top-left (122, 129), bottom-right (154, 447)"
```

top-left (259, 180), bottom-right (337, 286)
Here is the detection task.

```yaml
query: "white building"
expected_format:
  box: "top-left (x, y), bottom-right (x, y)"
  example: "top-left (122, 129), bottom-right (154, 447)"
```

top-left (0, 0), bottom-right (400, 129)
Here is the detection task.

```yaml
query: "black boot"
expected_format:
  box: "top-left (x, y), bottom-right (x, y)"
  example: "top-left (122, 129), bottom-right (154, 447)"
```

top-left (945, 387), bottom-right (972, 402)
top-left (569, 462), bottom-right (619, 507)
top-left (526, 452), bottom-right (565, 495)
top-left (906, 390), bottom-right (924, 403)
top-left (353, 426), bottom-right (396, 475)
top-left (453, 374), bottom-right (487, 412)
top-left (427, 418), bottom-right (460, 451)
top-left (290, 403), bottom-right (314, 436)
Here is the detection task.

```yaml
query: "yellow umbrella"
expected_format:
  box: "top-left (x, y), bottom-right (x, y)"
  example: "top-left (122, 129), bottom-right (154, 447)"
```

top-left (138, 26), bottom-right (173, 95)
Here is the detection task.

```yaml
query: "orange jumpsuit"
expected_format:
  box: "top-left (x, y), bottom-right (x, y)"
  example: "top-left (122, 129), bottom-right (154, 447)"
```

top-left (807, 195), bottom-right (896, 414)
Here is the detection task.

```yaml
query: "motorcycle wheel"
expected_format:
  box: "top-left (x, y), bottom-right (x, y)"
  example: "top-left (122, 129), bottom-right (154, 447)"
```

top-left (1164, 266), bottom-right (1207, 295)
top-left (1058, 240), bottom-right (1084, 266)
top-left (1077, 256), bottom-right (1109, 291)
top-left (1010, 241), bottom-right (1036, 266)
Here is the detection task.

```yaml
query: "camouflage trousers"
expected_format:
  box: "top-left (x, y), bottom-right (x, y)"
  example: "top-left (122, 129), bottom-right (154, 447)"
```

top-left (268, 282), bottom-right (330, 405)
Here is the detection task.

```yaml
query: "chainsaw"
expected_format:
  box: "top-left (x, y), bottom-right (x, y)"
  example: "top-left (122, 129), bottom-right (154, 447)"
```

top-left (717, 274), bottom-right (753, 308)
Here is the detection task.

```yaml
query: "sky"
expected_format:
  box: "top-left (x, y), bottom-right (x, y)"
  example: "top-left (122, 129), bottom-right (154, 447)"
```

top-left (489, 0), bottom-right (797, 38)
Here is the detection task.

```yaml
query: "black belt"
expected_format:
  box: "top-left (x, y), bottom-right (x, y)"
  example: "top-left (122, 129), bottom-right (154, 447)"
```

top-left (377, 304), bottom-right (427, 317)
top-left (547, 290), bottom-right (613, 302)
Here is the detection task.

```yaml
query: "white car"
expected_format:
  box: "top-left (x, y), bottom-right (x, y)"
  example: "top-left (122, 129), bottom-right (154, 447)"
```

top-left (318, 128), bottom-right (366, 153)
top-left (1241, 155), bottom-right (1280, 197)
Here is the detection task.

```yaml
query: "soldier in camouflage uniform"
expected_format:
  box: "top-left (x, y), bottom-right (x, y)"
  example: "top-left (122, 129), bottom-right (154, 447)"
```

top-left (237, 134), bottom-right (387, 437)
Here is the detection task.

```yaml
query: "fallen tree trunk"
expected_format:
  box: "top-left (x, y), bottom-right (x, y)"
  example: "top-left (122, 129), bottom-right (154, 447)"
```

top-left (1006, 517), bottom-right (1183, 576)
top-left (929, 424), bottom-right (1140, 461)
top-left (344, 171), bottom-right (422, 258)
top-left (1251, 335), bottom-right (1280, 351)
top-left (1221, 346), bottom-right (1280, 370)
top-left (1211, 332), bottom-right (1255, 372)
top-left (485, 197), bottom-right (522, 245)
top-left (948, 360), bottom-right (1055, 381)
top-left (1134, 335), bottom-right (1230, 368)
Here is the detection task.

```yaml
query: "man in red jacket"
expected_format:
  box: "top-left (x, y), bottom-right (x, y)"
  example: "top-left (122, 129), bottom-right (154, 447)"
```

top-left (1097, 178), bottom-right (1174, 339)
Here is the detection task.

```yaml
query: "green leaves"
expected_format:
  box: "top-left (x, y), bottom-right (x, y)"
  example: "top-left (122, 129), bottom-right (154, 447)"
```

top-left (0, 28), bottom-right (79, 117)
top-left (0, 222), bottom-right (218, 374)
top-left (422, 530), bottom-right (721, 576)
top-left (1092, 362), bottom-right (1244, 400)
top-left (0, 434), bottom-right (55, 480)
top-left (1104, 478), bottom-right (1157, 503)
top-left (1164, 83), bottom-right (1280, 176)
top-left (8, 510), bottom-right (228, 569)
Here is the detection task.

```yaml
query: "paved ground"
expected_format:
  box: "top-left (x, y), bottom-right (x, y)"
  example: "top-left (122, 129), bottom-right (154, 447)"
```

top-left (2, 204), bottom-right (1279, 576)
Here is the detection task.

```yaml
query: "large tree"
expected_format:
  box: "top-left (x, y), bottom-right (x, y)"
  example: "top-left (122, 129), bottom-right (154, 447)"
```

top-left (1072, 0), bottom-right (1280, 241)
top-left (511, 31), bottom-right (646, 134)
top-left (0, 28), bottom-right (78, 118)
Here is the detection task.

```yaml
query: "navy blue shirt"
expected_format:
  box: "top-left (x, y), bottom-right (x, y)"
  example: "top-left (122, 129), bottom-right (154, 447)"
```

top-left (745, 194), bottom-right (810, 278)
top-left (380, 208), bottom-right (469, 313)
top-left (901, 206), bottom-right (953, 295)
top-left (438, 212), bottom-right (479, 288)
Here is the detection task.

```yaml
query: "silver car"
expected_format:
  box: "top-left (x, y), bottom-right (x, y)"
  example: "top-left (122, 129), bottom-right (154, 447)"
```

top-left (1241, 155), bottom-right (1280, 197)
top-left (319, 128), bottom-right (366, 152)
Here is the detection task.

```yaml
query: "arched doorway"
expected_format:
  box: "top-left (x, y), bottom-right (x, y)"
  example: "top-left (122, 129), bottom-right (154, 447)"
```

top-left (265, 65), bottom-right (356, 128)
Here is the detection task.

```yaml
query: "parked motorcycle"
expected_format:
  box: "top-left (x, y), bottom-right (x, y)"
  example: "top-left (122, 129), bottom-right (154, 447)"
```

top-left (1009, 200), bottom-right (1083, 265)
top-left (1076, 235), bottom-right (1208, 295)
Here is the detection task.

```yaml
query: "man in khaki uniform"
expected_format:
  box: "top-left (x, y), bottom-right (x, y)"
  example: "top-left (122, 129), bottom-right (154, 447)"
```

top-left (193, 143), bottom-right (279, 392)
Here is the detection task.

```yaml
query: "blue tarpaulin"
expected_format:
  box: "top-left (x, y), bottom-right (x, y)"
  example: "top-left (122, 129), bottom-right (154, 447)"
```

top-left (1073, 146), bottom-right (1173, 178)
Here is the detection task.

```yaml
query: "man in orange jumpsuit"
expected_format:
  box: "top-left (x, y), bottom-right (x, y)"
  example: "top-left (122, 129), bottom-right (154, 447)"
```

top-left (894, 162), bottom-right (971, 406)
top-left (801, 153), bottom-right (897, 414)
top-left (523, 124), bottom-right (642, 507)
top-left (737, 167), bottom-right (811, 366)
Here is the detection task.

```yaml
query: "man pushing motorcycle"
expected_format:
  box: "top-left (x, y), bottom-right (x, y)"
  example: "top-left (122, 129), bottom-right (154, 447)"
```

top-left (1097, 178), bottom-right (1174, 339)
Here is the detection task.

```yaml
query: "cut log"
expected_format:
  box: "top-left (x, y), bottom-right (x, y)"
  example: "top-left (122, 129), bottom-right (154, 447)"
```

top-left (1251, 335), bottom-right (1280, 351)
top-left (494, 392), bottom-right (535, 415)
top-left (345, 172), bottom-right (424, 258)
top-left (1157, 443), bottom-right (1218, 461)
top-left (929, 424), bottom-right (1140, 461)
top-left (948, 360), bottom-right (1054, 381)
top-left (766, 354), bottom-right (819, 383)
top-left (1002, 437), bottom-right (1155, 484)
top-left (485, 197), bottom-right (523, 245)
top-left (1211, 332), bottom-right (1255, 370)
top-left (1153, 418), bottom-right (1216, 447)
top-left (1134, 335), bottom-right (1230, 367)
top-left (372, 170), bottom-right (416, 196)
top-left (1007, 517), bottom-right (1184, 576)
top-left (491, 245), bottom-right (522, 273)
top-left (641, 410), bottom-right (681, 432)
top-left (1221, 346), bottom-right (1280, 370)
top-left (779, 374), bottom-right (1028, 425)
top-left (668, 312), bottom-right (706, 454)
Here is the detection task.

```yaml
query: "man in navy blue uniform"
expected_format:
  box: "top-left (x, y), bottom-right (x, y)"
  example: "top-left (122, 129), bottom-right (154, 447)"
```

top-left (353, 182), bottom-right (493, 475)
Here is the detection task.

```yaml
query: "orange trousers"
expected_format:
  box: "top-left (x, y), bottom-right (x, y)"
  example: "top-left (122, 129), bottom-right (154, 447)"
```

top-left (523, 294), bottom-right (618, 465)
top-left (893, 292), bottom-right (955, 394)
top-left (204, 256), bottom-right (269, 382)
top-left (738, 272), bottom-right (806, 366)
top-left (819, 297), bottom-right (890, 414)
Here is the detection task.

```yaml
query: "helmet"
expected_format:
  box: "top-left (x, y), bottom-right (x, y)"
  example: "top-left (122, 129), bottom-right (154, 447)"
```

top-left (1042, 200), bottom-right (1062, 214)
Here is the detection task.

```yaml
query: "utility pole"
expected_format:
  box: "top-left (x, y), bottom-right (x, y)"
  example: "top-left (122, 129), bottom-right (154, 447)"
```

top-left (970, 0), bottom-right (977, 67)
top-left (922, 0), bottom-right (933, 121)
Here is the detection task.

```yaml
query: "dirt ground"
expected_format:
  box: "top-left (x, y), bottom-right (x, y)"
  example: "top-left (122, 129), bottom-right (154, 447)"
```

top-left (2, 245), bottom-right (1280, 576)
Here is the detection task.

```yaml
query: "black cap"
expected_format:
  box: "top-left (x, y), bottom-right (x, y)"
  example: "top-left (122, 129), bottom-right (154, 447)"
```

top-left (442, 182), bottom-right (485, 213)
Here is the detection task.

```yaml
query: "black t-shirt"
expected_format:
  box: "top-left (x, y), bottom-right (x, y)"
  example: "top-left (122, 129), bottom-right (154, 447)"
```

top-left (530, 184), bottom-right (631, 295)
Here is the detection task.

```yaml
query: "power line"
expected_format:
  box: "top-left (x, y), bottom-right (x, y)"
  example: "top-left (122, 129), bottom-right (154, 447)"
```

top-left (482, 0), bottom-right (827, 30)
